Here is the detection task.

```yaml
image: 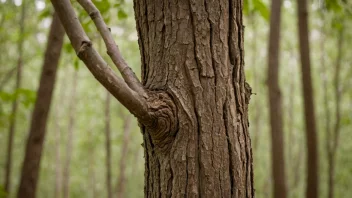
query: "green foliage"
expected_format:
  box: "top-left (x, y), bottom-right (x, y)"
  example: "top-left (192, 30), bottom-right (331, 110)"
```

top-left (0, 185), bottom-right (7, 198)
top-left (0, 88), bottom-right (36, 108)
top-left (244, 0), bottom-right (270, 21)
top-left (118, 10), bottom-right (128, 20)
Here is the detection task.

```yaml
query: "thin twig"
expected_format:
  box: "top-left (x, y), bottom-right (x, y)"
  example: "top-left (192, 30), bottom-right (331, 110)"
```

top-left (77, 0), bottom-right (146, 97)
top-left (50, 0), bottom-right (153, 125)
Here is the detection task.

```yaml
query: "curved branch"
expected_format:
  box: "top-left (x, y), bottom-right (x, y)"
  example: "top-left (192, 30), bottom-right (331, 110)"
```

top-left (50, 0), bottom-right (153, 124)
top-left (77, 0), bottom-right (146, 97)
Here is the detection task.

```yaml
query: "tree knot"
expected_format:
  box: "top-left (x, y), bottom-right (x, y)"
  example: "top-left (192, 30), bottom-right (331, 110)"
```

top-left (145, 91), bottom-right (178, 151)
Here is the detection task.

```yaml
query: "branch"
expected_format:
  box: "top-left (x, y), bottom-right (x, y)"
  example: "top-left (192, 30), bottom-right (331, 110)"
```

top-left (77, 0), bottom-right (146, 97)
top-left (50, 0), bottom-right (153, 124)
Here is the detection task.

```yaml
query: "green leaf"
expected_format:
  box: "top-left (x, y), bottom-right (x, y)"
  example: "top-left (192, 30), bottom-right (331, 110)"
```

top-left (74, 59), bottom-right (80, 70)
top-left (93, 0), bottom-right (111, 14)
top-left (16, 88), bottom-right (36, 108)
top-left (0, 91), bottom-right (14, 102)
top-left (253, 0), bottom-right (269, 22)
top-left (38, 7), bottom-right (52, 20)
top-left (118, 10), bottom-right (128, 20)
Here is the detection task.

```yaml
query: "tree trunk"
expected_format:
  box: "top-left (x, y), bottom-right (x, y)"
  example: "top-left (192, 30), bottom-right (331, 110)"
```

top-left (105, 91), bottom-right (113, 198)
top-left (267, 0), bottom-right (287, 197)
top-left (115, 115), bottom-right (132, 198)
top-left (88, 131), bottom-right (97, 198)
top-left (62, 69), bottom-right (78, 198)
top-left (54, 74), bottom-right (67, 198)
top-left (3, 1), bottom-right (26, 196)
top-left (296, 0), bottom-right (319, 197)
top-left (133, 0), bottom-right (253, 197)
top-left (17, 13), bottom-right (65, 198)
top-left (328, 27), bottom-right (344, 198)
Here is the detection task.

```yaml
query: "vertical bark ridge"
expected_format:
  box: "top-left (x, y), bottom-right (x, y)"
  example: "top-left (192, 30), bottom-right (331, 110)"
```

top-left (133, 0), bottom-right (253, 197)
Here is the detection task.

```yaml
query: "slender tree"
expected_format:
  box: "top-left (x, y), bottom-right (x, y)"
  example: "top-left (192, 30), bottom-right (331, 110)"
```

top-left (53, 74), bottom-right (67, 198)
top-left (51, 0), bottom-right (254, 196)
top-left (3, 1), bottom-right (26, 196)
top-left (62, 69), bottom-right (78, 198)
top-left (88, 130), bottom-right (97, 198)
top-left (17, 13), bottom-right (65, 198)
top-left (327, 27), bottom-right (344, 198)
top-left (267, 0), bottom-right (287, 197)
top-left (115, 115), bottom-right (132, 198)
top-left (296, 0), bottom-right (319, 197)
top-left (105, 91), bottom-right (112, 198)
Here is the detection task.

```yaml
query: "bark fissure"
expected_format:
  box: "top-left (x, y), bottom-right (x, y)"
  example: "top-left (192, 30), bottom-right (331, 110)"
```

top-left (134, 0), bottom-right (253, 197)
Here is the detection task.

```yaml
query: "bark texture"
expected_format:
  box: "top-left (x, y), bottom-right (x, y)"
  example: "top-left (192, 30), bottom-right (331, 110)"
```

top-left (296, 0), bottom-right (318, 197)
top-left (267, 0), bottom-right (287, 197)
top-left (133, 0), bottom-right (253, 197)
top-left (3, 1), bottom-right (26, 196)
top-left (17, 13), bottom-right (65, 198)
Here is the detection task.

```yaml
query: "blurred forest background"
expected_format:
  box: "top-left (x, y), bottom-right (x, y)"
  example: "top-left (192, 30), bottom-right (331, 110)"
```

top-left (0, 0), bottom-right (351, 198)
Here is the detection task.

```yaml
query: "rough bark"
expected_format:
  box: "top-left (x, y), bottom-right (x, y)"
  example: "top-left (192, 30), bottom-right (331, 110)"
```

top-left (105, 91), bottom-right (113, 198)
top-left (51, 0), bottom-right (254, 197)
top-left (3, 1), bottom-right (26, 196)
top-left (62, 70), bottom-right (78, 198)
top-left (267, 0), bottom-right (287, 197)
top-left (116, 115), bottom-right (133, 198)
top-left (17, 13), bottom-right (65, 198)
top-left (327, 27), bottom-right (344, 198)
top-left (296, 0), bottom-right (319, 197)
top-left (134, 0), bottom-right (253, 197)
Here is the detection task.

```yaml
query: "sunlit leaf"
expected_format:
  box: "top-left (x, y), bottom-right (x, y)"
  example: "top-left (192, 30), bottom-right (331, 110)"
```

top-left (118, 10), bottom-right (128, 20)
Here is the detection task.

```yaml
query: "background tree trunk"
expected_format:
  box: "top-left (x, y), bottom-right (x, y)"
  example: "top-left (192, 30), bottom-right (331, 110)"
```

top-left (267, 0), bottom-right (287, 197)
top-left (62, 70), bottom-right (78, 198)
top-left (115, 115), bottom-right (132, 198)
top-left (17, 13), bottom-right (65, 198)
top-left (296, 0), bottom-right (319, 197)
top-left (105, 91), bottom-right (112, 198)
top-left (3, 1), bottom-right (26, 196)
top-left (54, 74), bottom-right (67, 198)
top-left (328, 27), bottom-right (344, 198)
top-left (133, 0), bottom-right (253, 197)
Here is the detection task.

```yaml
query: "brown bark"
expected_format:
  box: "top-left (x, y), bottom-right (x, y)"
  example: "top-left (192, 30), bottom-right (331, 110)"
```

top-left (296, 0), bottom-right (319, 197)
top-left (52, 0), bottom-right (254, 197)
top-left (134, 0), bottom-right (253, 197)
top-left (327, 27), bottom-right (344, 198)
top-left (17, 13), bottom-right (65, 198)
top-left (105, 92), bottom-right (112, 198)
top-left (267, 0), bottom-right (287, 197)
top-left (62, 70), bottom-right (78, 198)
top-left (3, 1), bottom-right (26, 196)
top-left (115, 115), bottom-right (132, 198)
